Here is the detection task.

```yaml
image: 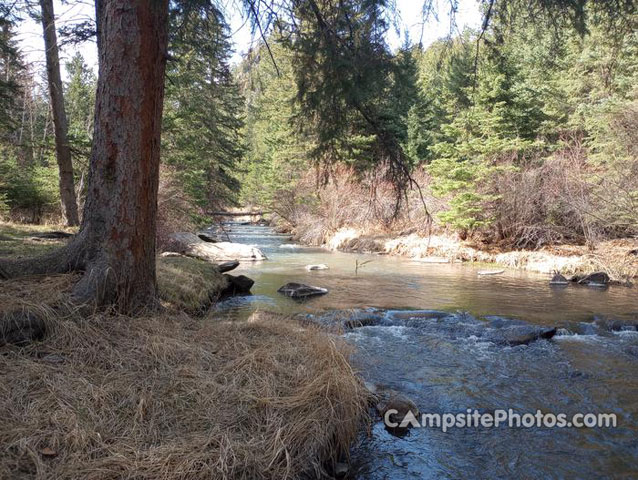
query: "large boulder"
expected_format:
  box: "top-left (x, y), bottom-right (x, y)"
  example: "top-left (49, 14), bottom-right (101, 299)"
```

top-left (594, 316), bottom-right (638, 332)
top-left (166, 232), bottom-right (266, 262)
top-left (277, 282), bottom-right (328, 299)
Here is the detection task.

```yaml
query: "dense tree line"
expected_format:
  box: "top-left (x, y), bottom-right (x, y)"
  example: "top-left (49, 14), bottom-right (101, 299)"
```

top-left (239, 1), bottom-right (638, 247)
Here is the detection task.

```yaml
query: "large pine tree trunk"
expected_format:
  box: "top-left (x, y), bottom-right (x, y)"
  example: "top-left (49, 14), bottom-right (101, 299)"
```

top-left (70, 0), bottom-right (169, 311)
top-left (40, 0), bottom-right (80, 227)
top-left (0, 0), bottom-right (169, 313)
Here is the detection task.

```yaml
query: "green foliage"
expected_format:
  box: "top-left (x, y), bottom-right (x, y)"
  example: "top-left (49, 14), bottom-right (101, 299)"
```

top-left (65, 52), bottom-right (96, 172)
top-left (236, 41), bottom-right (311, 211)
top-left (417, 5), bottom-right (638, 240)
top-left (162, 4), bottom-right (245, 216)
top-left (0, 148), bottom-right (60, 220)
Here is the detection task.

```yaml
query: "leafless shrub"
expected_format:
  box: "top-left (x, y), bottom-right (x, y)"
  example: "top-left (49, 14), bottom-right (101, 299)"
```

top-left (156, 166), bottom-right (197, 251)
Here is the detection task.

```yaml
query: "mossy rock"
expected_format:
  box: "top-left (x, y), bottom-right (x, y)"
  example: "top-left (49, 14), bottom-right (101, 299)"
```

top-left (157, 256), bottom-right (229, 314)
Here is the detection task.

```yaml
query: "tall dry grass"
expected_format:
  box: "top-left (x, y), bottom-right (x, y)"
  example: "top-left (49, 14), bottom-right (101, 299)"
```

top-left (0, 280), bottom-right (369, 480)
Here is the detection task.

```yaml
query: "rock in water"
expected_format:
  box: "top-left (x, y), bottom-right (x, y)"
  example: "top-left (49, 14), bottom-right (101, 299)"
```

top-left (549, 272), bottom-right (569, 285)
top-left (0, 311), bottom-right (46, 346)
top-left (577, 272), bottom-right (610, 287)
top-left (218, 260), bottom-right (240, 273)
top-left (305, 264), bottom-right (329, 271)
top-left (220, 274), bottom-right (254, 296)
top-left (166, 232), bottom-right (266, 262)
top-left (376, 391), bottom-right (420, 435)
top-left (277, 282), bottom-right (328, 299)
top-left (499, 326), bottom-right (557, 346)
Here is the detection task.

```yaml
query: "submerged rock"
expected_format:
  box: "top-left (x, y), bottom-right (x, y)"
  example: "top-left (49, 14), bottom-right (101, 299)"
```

top-left (277, 282), bottom-right (328, 299)
top-left (550, 272), bottom-right (569, 285)
top-left (497, 326), bottom-right (557, 346)
top-left (165, 232), bottom-right (266, 262)
top-left (478, 269), bottom-right (505, 276)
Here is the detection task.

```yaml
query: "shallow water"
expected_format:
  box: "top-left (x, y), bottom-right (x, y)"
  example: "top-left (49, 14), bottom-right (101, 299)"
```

top-left (213, 223), bottom-right (638, 479)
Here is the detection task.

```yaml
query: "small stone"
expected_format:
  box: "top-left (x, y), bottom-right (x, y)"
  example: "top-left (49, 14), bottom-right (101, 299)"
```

top-left (305, 264), bottom-right (329, 271)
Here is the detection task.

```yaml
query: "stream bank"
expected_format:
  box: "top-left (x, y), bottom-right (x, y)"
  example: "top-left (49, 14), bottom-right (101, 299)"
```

top-left (302, 226), bottom-right (638, 283)
top-left (216, 222), bottom-right (638, 479)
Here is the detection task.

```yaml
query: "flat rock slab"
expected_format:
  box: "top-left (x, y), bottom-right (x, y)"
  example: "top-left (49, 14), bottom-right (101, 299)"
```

top-left (166, 232), bottom-right (266, 262)
top-left (277, 282), bottom-right (328, 299)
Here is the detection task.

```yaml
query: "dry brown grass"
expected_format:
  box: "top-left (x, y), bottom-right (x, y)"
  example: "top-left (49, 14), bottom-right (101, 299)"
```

top-left (0, 306), bottom-right (368, 480)
top-left (0, 270), bottom-right (369, 479)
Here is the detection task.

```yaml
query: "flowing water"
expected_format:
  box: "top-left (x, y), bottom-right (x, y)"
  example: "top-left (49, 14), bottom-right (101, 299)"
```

top-left (213, 223), bottom-right (638, 479)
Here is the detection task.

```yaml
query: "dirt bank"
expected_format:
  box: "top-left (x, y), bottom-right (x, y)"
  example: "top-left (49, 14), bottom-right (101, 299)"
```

top-left (322, 227), bottom-right (638, 282)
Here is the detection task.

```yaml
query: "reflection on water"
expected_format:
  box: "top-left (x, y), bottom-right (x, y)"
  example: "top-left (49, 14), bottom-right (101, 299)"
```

top-left (212, 224), bottom-right (638, 479)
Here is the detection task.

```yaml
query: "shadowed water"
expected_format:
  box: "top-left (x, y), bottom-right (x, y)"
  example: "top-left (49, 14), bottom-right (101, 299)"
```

top-left (213, 223), bottom-right (638, 479)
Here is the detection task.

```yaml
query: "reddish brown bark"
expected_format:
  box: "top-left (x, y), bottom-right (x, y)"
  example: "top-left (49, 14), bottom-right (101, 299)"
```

top-left (70, 0), bottom-right (169, 311)
top-left (0, 0), bottom-right (169, 314)
top-left (40, 0), bottom-right (80, 226)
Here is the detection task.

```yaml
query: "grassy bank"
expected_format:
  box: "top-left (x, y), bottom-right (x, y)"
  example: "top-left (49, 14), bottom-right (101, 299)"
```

top-left (0, 223), bottom-right (369, 480)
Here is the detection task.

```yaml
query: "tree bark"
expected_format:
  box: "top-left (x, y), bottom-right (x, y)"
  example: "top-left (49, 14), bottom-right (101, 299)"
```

top-left (70, 0), bottom-right (169, 311)
top-left (40, 0), bottom-right (80, 226)
top-left (0, 0), bottom-right (169, 314)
